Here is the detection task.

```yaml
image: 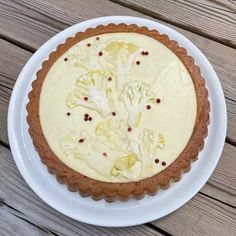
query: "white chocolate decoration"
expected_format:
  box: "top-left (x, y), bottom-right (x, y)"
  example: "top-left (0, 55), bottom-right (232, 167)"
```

top-left (39, 32), bottom-right (197, 182)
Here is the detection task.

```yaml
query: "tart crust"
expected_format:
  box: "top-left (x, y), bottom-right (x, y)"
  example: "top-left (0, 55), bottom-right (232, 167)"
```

top-left (27, 24), bottom-right (210, 202)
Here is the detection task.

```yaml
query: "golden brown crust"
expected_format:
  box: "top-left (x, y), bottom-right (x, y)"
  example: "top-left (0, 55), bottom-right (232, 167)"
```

top-left (27, 23), bottom-right (210, 202)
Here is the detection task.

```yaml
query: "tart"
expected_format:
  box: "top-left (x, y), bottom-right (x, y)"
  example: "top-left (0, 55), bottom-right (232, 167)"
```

top-left (27, 24), bottom-right (209, 202)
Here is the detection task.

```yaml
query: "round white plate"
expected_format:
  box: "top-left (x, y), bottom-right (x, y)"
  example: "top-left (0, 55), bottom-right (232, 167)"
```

top-left (8, 16), bottom-right (227, 227)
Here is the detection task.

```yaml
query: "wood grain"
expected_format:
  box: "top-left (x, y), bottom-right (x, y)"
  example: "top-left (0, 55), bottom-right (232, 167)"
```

top-left (0, 85), bottom-right (10, 145)
top-left (0, 147), bottom-right (164, 236)
top-left (152, 193), bottom-right (236, 236)
top-left (0, 1), bottom-right (236, 141)
top-left (0, 144), bottom-right (235, 235)
top-left (0, 0), bottom-right (235, 206)
top-left (0, 205), bottom-right (47, 236)
top-left (202, 143), bottom-right (236, 207)
top-left (0, 0), bottom-right (236, 234)
top-left (112, 0), bottom-right (236, 48)
top-left (0, 39), bottom-right (31, 88)
top-left (0, 0), bottom-right (61, 51)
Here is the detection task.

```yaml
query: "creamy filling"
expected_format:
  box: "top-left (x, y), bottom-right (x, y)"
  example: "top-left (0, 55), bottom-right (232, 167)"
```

top-left (39, 32), bottom-right (197, 182)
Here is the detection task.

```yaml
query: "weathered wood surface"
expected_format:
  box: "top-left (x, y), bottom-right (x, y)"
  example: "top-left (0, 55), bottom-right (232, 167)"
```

top-left (0, 147), bottom-right (165, 236)
top-left (153, 193), bottom-right (236, 236)
top-left (0, 143), bottom-right (236, 235)
top-left (0, 0), bottom-right (236, 235)
top-left (0, 0), bottom-right (235, 142)
top-left (112, 0), bottom-right (236, 48)
top-left (0, 205), bottom-right (47, 236)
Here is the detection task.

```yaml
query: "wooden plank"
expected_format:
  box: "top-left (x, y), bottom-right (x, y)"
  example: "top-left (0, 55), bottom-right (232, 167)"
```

top-left (0, 0), bottom-right (61, 51)
top-left (0, 39), bottom-right (31, 88)
top-left (0, 85), bottom-right (10, 145)
top-left (152, 193), bottom-right (236, 236)
top-left (0, 144), bottom-right (235, 235)
top-left (202, 143), bottom-right (236, 207)
top-left (112, 0), bottom-right (236, 48)
top-left (0, 146), bottom-right (164, 236)
top-left (0, 144), bottom-right (164, 235)
top-left (0, 0), bottom-right (235, 234)
top-left (0, 2), bottom-right (236, 141)
top-left (0, 205), bottom-right (47, 236)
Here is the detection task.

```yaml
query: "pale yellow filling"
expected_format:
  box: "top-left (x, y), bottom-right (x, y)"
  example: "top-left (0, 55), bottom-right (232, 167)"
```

top-left (39, 33), bottom-right (197, 182)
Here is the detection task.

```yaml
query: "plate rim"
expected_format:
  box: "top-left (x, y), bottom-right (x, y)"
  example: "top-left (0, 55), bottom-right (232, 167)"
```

top-left (8, 16), bottom-right (227, 227)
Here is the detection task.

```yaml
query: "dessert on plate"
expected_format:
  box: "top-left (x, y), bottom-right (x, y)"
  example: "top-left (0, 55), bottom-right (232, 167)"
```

top-left (27, 24), bottom-right (209, 202)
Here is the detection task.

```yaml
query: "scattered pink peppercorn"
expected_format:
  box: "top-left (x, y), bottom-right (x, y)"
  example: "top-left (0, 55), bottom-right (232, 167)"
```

top-left (128, 127), bottom-right (132, 132)
top-left (87, 43), bottom-right (91, 47)
top-left (79, 139), bottom-right (84, 143)
top-left (98, 51), bottom-right (103, 56)
top-left (162, 161), bottom-right (166, 166)
top-left (108, 77), bottom-right (112, 81)
top-left (64, 57), bottom-right (68, 61)
top-left (141, 51), bottom-right (149, 56)
top-left (136, 61), bottom-right (140, 65)
top-left (155, 159), bottom-right (159, 164)
top-left (156, 98), bottom-right (161, 103)
top-left (102, 152), bottom-right (107, 157)
top-left (84, 117), bottom-right (88, 121)
top-left (84, 97), bottom-right (88, 101)
top-left (88, 117), bottom-right (92, 121)
top-left (66, 112), bottom-right (71, 116)
top-left (112, 112), bottom-right (116, 116)
top-left (96, 37), bottom-right (100, 40)
top-left (146, 105), bottom-right (151, 110)
top-left (84, 113), bottom-right (89, 118)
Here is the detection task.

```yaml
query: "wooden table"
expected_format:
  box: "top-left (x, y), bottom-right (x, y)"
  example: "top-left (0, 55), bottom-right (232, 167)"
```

top-left (0, 0), bottom-right (236, 235)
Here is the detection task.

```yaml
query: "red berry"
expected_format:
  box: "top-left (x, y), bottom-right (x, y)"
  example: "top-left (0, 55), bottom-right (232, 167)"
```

top-left (98, 51), bottom-right (103, 56)
top-left (84, 97), bottom-right (88, 101)
top-left (64, 58), bottom-right (68, 61)
top-left (136, 61), bottom-right (140, 65)
top-left (87, 43), bottom-right (91, 47)
top-left (108, 77), bottom-right (112, 81)
top-left (102, 152), bottom-right (107, 157)
top-left (162, 161), bottom-right (166, 166)
top-left (155, 159), bottom-right (159, 164)
top-left (141, 51), bottom-right (149, 56)
top-left (84, 113), bottom-right (89, 118)
top-left (79, 139), bottom-right (84, 143)
top-left (128, 127), bottom-right (132, 132)
top-left (84, 117), bottom-right (88, 121)
top-left (88, 117), bottom-right (92, 121)
top-left (156, 98), bottom-right (161, 103)
top-left (146, 105), bottom-right (151, 110)
top-left (112, 112), bottom-right (116, 116)
top-left (66, 112), bottom-right (71, 116)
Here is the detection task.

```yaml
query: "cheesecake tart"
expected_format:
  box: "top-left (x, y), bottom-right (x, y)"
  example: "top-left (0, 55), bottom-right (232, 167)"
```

top-left (27, 24), bottom-right (209, 202)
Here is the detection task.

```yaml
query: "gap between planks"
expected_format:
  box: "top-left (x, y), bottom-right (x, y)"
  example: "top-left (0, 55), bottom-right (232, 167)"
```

top-left (110, 0), bottom-right (236, 49)
top-left (0, 203), bottom-right (51, 236)
top-left (0, 174), bottom-right (167, 235)
top-left (0, 143), bottom-right (236, 235)
top-left (0, 1), bottom-right (236, 142)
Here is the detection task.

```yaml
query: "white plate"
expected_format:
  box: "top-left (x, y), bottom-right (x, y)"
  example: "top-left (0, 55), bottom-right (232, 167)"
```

top-left (8, 16), bottom-right (227, 227)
